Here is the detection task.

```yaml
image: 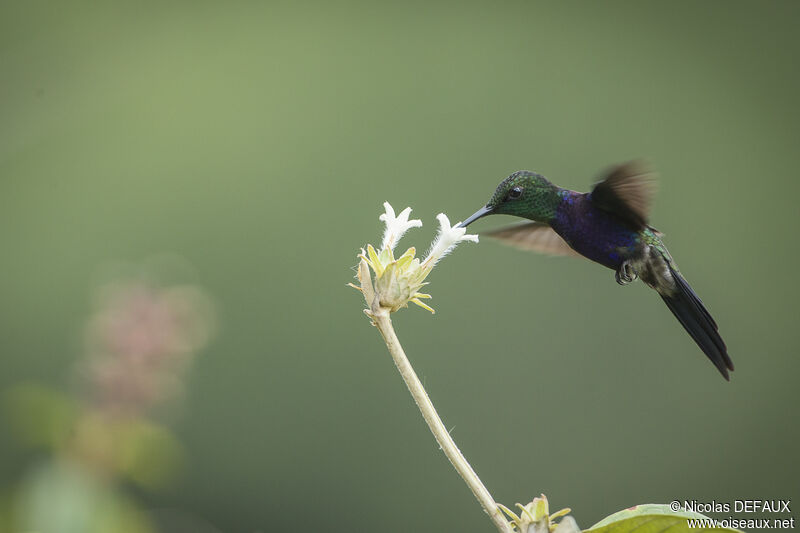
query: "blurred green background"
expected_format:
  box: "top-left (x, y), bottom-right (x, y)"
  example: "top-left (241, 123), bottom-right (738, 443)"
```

top-left (2, 1), bottom-right (799, 532)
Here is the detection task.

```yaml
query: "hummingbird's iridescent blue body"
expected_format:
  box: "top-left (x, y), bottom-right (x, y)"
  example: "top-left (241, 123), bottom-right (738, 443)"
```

top-left (461, 161), bottom-right (733, 380)
top-left (552, 190), bottom-right (642, 270)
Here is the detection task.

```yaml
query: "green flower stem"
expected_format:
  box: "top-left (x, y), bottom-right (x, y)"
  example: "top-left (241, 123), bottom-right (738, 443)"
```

top-left (371, 307), bottom-right (514, 533)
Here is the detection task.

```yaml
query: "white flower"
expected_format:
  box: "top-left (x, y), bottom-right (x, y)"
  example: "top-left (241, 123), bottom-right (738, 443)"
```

top-left (350, 202), bottom-right (478, 314)
top-left (422, 213), bottom-right (480, 270)
top-left (379, 202), bottom-right (422, 251)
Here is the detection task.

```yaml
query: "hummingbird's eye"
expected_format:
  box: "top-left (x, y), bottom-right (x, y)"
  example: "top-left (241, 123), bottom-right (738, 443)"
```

top-left (508, 186), bottom-right (523, 200)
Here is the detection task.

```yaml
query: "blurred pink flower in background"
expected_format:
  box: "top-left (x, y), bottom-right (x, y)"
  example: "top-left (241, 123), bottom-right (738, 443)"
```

top-left (83, 282), bottom-right (215, 416)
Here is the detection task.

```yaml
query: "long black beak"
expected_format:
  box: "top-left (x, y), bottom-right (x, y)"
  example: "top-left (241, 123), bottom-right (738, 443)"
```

top-left (458, 205), bottom-right (493, 228)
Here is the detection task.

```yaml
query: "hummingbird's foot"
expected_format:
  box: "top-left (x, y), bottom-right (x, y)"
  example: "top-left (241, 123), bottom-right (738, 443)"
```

top-left (615, 261), bottom-right (638, 285)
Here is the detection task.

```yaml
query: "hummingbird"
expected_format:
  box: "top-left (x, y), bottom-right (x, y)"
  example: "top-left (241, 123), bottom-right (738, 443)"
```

top-left (460, 161), bottom-right (733, 380)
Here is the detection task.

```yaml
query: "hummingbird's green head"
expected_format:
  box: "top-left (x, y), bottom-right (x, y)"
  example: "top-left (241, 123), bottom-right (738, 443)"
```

top-left (460, 171), bottom-right (559, 227)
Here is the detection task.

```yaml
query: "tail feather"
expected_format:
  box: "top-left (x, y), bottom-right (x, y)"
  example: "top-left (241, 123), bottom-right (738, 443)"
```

top-left (660, 264), bottom-right (733, 380)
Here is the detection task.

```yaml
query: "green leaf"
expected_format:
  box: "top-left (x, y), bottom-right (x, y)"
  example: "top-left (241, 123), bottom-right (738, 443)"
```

top-left (4, 383), bottom-right (80, 450)
top-left (584, 504), bottom-right (742, 533)
top-left (116, 419), bottom-right (183, 489)
top-left (14, 458), bottom-right (154, 533)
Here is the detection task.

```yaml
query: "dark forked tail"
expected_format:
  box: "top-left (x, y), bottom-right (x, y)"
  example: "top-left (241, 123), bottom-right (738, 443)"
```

top-left (660, 264), bottom-right (733, 380)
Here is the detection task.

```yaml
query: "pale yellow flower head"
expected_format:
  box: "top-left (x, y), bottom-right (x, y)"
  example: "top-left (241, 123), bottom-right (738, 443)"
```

top-left (351, 202), bottom-right (478, 314)
top-left (498, 495), bottom-right (576, 533)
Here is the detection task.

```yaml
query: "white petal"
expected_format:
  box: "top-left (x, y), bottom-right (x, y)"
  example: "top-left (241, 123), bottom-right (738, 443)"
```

top-left (379, 202), bottom-right (396, 222)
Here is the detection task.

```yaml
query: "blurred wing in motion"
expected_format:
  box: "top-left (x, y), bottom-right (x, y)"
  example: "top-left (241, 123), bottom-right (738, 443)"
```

top-left (589, 160), bottom-right (658, 229)
top-left (484, 222), bottom-right (582, 258)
